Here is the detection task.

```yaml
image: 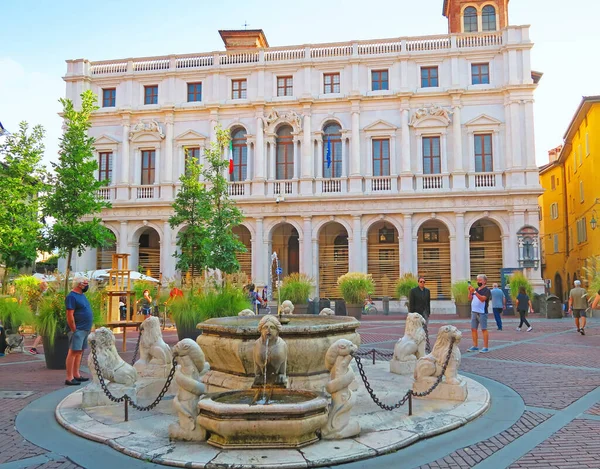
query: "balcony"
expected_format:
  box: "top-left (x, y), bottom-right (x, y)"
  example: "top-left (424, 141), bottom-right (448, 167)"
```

top-left (471, 172), bottom-right (502, 189)
top-left (134, 185), bottom-right (160, 200)
top-left (96, 187), bottom-right (114, 201)
top-left (367, 176), bottom-right (394, 193)
top-left (227, 181), bottom-right (249, 197)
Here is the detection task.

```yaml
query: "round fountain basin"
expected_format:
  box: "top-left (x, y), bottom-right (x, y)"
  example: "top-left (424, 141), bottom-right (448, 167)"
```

top-left (197, 314), bottom-right (361, 392)
top-left (197, 389), bottom-right (329, 449)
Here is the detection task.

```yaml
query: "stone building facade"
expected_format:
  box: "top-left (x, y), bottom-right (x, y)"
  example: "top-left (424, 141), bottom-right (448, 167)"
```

top-left (64, 0), bottom-right (544, 301)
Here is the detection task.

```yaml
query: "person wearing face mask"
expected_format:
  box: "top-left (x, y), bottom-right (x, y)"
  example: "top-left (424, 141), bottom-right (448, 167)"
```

top-left (64, 276), bottom-right (93, 386)
top-left (467, 274), bottom-right (492, 353)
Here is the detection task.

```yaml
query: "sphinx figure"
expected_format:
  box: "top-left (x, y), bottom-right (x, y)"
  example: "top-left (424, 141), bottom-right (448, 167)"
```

top-left (390, 312), bottom-right (427, 375)
top-left (280, 300), bottom-right (294, 315)
top-left (134, 316), bottom-right (173, 378)
top-left (252, 315), bottom-right (288, 387)
top-left (319, 307), bottom-right (335, 316)
top-left (169, 339), bottom-right (208, 441)
top-left (321, 339), bottom-right (360, 439)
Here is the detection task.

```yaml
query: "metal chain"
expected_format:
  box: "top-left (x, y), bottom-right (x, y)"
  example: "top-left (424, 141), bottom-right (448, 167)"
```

top-left (355, 348), bottom-right (394, 360)
top-left (130, 331), bottom-right (142, 366)
top-left (90, 340), bottom-right (177, 411)
top-left (353, 336), bottom-right (456, 410)
top-left (423, 322), bottom-right (431, 354)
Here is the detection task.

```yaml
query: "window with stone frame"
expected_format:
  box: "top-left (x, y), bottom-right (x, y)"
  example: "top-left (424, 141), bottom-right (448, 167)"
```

top-left (232, 79), bottom-right (247, 99)
top-left (98, 152), bottom-right (112, 182)
top-left (471, 63), bottom-right (490, 85)
top-left (102, 88), bottom-right (116, 107)
top-left (482, 5), bottom-right (497, 31)
top-left (184, 147), bottom-right (201, 175)
top-left (423, 228), bottom-right (439, 243)
top-left (474, 134), bottom-right (493, 172)
top-left (230, 129), bottom-right (248, 182)
top-left (470, 226), bottom-right (484, 242)
top-left (141, 149), bottom-right (156, 185)
top-left (323, 73), bottom-right (340, 94)
top-left (187, 82), bottom-right (202, 102)
top-left (422, 136), bottom-right (441, 174)
top-left (276, 126), bottom-right (294, 180)
top-left (323, 123), bottom-right (342, 178)
top-left (144, 85), bottom-right (158, 105)
top-left (372, 139), bottom-right (390, 177)
top-left (277, 76), bottom-right (293, 97)
top-left (371, 70), bottom-right (389, 91)
top-left (421, 66), bottom-right (438, 88)
top-left (463, 6), bottom-right (478, 32)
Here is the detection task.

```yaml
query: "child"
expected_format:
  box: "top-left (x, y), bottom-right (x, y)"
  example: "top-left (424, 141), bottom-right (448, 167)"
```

top-left (515, 286), bottom-right (533, 332)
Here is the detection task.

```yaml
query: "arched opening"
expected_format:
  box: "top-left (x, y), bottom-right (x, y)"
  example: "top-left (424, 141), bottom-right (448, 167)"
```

top-left (469, 219), bottom-right (502, 285)
top-left (276, 125), bottom-right (294, 180)
top-left (323, 123), bottom-right (342, 178)
top-left (96, 238), bottom-right (117, 270)
top-left (482, 5), bottom-right (497, 31)
top-left (230, 127), bottom-right (247, 182)
top-left (417, 220), bottom-right (451, 299)
top-left (232, 225), bottom-right (252, 281)
top-left (554, 272), bottom-right (564, 301)
top-left (271, 224), bottom-right (300, 288)
top-left (137, 228), bottom-right (160, 279)
top-left (463, 6), bottom-right (478, 32)
top-left (319, 223), bottom-right (349, 298)
top-left (367, 222), bottom-right (399, 297)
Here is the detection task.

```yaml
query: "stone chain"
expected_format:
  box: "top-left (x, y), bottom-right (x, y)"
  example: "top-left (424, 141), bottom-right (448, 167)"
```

top-left (130, 331), bottom-right (142, 366)
top-left (353, 336), bottom-right (456, 410)
top-left (90, 339), bottom-right (177, 411)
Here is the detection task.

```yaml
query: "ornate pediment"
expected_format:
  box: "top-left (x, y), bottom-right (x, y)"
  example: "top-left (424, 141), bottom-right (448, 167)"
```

top-left (363, 119), bottom-right (397, 132)
top-left (262, 109), bottom-right (302, 133)
top-left (409, 105), bottom-right (452, 128)
top-left (174, 130), bottom-right (207, 142)
top-left (94, 134), bottom-right (120, 146)
top-left (465, 114), bottom-right (502, 127)
top-left (129, 119), bottom-right (165, 141)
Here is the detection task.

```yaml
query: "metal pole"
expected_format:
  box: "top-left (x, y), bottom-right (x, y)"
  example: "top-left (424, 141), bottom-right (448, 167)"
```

top-left (372, 349), bottom-right (376, 365)
top-left (408, 393), bottom-right (413, 416)
top-left (124, 396), bottom-right (129, 422)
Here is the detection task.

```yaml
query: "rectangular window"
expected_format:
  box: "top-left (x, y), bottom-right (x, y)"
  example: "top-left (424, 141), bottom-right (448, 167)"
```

top-left (423, 228), bottom-right (439, 243)
top-left (422, 136), bottom-right (441, 174)
top-left (141, 150), bottom-right (156, 185)
top-left (277, 76), bottom-right (293, 97)
top-left (371, 70), bottom-right (389, 91)
top-left (102, 88), bottom-right (116, 107)
top-left (586, 133), bottom-right (590, 156)
top-left (470, 226), bottom-right (484, 241)
top-left (232, 79), bottom-right (247, 99)
top-left (323, 73), bottom-right (340, 94)
top-left (550, 175), bottom-right (556, 190)
top-left (421, 66), bottom-right (439, 88)
top-left (184, 147), bottom-right (200, 174)
top-left (98, 152), bottom-right (113, 182)
top-left (550, 203), bottom-right (559, 220)
top-left (471, 63), bottom-right (490, 85)
top-left (580, 181), bottom-right (584, 202)
top-left (577, 218), bottom-right (588, 244)
top-left (372, 139), bottom-right (390, 176)
top-left (553, 234), bottom-right (559, 253)
top-left (474, 134), bottom-right (493, 172)
top-left (187, 82), bottom-right (202, 102)
top-left (578, 144), bottom-right (582, 165)
top-left (144, 85), bottom-right (158, 105)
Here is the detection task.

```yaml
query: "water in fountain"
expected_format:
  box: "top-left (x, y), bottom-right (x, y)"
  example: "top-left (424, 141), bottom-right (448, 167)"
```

top-left (261, 336), bottom-right (270, 403)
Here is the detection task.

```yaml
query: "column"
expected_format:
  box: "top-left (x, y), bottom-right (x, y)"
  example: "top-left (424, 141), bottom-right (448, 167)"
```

top-left (524, 99), bottom-right (537, 170)
top-left (454, 212), bottom-right (467, 280)
top-left (302, 217), bottom-right (312, 278)
top-left (268, 138), bottom-right (276, 180)
top-left (510, 100), bottom-right (525, 186)
top-left (350, 109), bottom-right (360, 176)
top-left (252, 115), bottom-right (265, 195)
top-left (399, 105), bottom-right (412, 191)
top-left (254, 218), bottom-right (265, 286)
top-left (154, 148), bottom-right (161, 185)
top-left (402, 213), bottom-right (414, 274)
top-left (245, 140), bottom-right (253, 181)
top-left (341, 136), bottom-right (347, 177)
top-left (293, 138), bottom-right (300, 179)
top-left (120, 118), bottom-right (130, 184)
top-left (161, 221), bottom-right (174, 280)
top-left (312, 238), bottom-right (319, 296)
top-left (352, 216), bottom-right (362, 272)
top-left (164, 114), bottom-right (174, 183)
top-left (301, 111), bottom-right (313, 178)
top-left (316, 138), bottom-right (323, 178)
top-left (452, 103), bottom-right (466, 190)
top-left (119, 221), bottom-right (129, 255)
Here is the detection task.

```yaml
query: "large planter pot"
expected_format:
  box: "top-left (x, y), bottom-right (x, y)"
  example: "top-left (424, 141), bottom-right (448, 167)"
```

top-left (175, 322), bottom-right (202, 342)
top-left (345, 304), bottom-right (362, 320)
top-left (294, 304), bottom-right (308, 315)
top-left (455, 303), bottom-right (471, 319)
top-left (43, 334), bottom-right (69, 370)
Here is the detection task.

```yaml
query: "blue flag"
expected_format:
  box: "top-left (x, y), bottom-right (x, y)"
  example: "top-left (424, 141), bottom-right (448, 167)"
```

top-left (326, 137), bottom-right (332, 169)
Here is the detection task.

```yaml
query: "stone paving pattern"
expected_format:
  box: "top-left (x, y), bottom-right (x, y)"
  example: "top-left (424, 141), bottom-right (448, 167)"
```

top-left (1, 314), bottom-right (599, 468)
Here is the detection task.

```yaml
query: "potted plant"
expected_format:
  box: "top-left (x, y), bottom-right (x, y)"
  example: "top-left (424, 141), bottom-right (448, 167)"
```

top-left (170, 282), bottom-right (250, 341)
top-left (507, 272), bottom-right (533, 315)
top-left (451, 280), bottom-right (471, 318)
top-left (337, 272), bottom-right (374, 320)
top-left (279, 273), bottom-right (314, 315)
top-left (395, 273), bottom-right (418, 311)
top-left (0, 297), bottom-right (34, 334)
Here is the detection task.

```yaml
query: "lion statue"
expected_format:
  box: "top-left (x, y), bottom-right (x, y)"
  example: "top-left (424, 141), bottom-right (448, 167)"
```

top-left (136, 316), bottom-right (172, 366)
top-left (390, 313), bottom-right (427, 375)
top-left (88, 327), bottom-right (137, 386)
top-left (414, 325), bottom-right (462, 385)
top-left (280, 300), bottom-right (294, 315)
top-left (319, 308), bottom-right (335, 316)
top-left (321, 338), bottom-right (360, 439)
top-left (238, 308), bottom-right (256, 316)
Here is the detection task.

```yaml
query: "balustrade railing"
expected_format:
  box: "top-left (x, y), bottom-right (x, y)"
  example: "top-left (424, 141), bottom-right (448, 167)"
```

top-left (227, 182), bottom-right (247, 196)
top-left (135, 185), bottom-right (159, 199)
top-left (406, 36), bottom-right (451, 52)
top-left (264, 49), bottom-right (305, 61)
top-left (133, 59), bottom-right (169, 72)
top-left (272, 180), bottom-right (294, 195)
top-left (96, 187), bottom-right (113, 201)
top-left (220, 52), bottom-right (259, 65)
top-left (474, 172), bottom-right (496, 188)
top-left (456, 32), bottom-right (502, 48)
top-left (175, 55), bottom-right (213, 69)
top-left (422, 174), bottom-right (443, 190)
top-left (358, 42), bottom-right (402, 55)
top-left (370, 177), bottom-right (392, 192)
top-left (321, 179), bottom-right (342, 193)
top-left (91, 62), bottom-right (127, 75)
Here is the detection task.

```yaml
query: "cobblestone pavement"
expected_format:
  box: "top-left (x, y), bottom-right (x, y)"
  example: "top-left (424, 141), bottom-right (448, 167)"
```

top-left (1, 315), bottom-right (598, 469)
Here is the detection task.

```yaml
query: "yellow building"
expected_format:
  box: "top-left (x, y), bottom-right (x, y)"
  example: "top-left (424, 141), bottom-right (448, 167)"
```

top-left (539, 96), bottom-right (600, 301)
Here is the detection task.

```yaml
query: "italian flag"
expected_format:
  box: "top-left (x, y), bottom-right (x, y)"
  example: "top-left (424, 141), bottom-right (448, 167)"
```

top-left (228, 139), bottom-right (234, 174)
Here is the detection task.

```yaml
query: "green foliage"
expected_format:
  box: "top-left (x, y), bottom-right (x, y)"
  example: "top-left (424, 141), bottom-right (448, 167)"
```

top-left (0, 122), bottom-right (48, 294)
top-left (583, 256), bottom-right (600, 299)
top-left (36, 254), bottom-right (59, 272)
top-left (0, 297), bottom-right (34, 333)
top-left (507, 271), bottom-right (533, 299)
top-left (43, 90), bottom-right (115, 292)
top-left (169, 283), bottom-right (250, 330)
top-left (337, 272), bottom-right (375, 305)
top-left (395, 273), bottom-right (418, 299)
top-left (279, 273), bottom-right (314, 304)
top-left (451, 280), bottom-right (471, 305)
top-left (169, 126), bottom-right (246, 288)
top-left (14, 275), bottom-right (43, 311)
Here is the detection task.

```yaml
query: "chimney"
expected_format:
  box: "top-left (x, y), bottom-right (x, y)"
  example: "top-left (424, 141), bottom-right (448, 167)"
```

top-left (548, 145), bottom-right (563, 163)
top-left (218, 30), bottom-right (269, 50)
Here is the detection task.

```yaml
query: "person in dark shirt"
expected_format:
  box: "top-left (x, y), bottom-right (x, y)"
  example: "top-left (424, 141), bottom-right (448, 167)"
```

top-left (409, 277), bottom-right (431, 323)
top-left (65, 276), bottom-right (93, 386)
top-left (467, 274), bottom-right (492, 353)
top-left (515, 286), bottom-right (533, 332)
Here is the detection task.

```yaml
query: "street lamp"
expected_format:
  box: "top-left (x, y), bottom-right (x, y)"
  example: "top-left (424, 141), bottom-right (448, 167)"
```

top-left (591, 210), bottom-right (598, 230)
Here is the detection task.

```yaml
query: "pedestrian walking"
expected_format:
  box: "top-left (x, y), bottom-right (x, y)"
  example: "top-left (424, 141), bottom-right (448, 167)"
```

top-left (568, 280), bottom-right (588, 335)
top-left (409, 276), bottom-right (431, 323)
top-left (467, 274), bottom-right (491, 353)
top-left (490, 282), bottom-right (506, 331)
top-left (515, 286), bottom-right (533, 331)
top-left (65, 276), bottom-right (92, 386)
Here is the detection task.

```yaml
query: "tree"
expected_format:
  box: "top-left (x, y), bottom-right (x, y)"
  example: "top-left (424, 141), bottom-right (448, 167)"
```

top-left (169, 126), bottom-right (245, 288)
top-left (43, 90), bottom-right (115, 292)
top-left (0, 122), bottom-right (48, 294)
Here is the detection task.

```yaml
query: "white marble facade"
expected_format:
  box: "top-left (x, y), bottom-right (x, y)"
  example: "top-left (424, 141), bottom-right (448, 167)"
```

top-left (64, 24), bottom-right (544, 296)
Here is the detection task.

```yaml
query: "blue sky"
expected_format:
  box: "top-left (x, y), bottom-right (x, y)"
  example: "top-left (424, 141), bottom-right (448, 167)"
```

top-left (2, 0), bottom-right (599, 167)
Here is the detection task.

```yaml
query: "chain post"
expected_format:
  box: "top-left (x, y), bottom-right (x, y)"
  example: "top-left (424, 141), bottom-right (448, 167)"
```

top-left (408, 393), bottom-right (412, 416)
top-left (372, 349), bottom-right (376, 365)
top-left (124, 396), bottom-right (129, 422)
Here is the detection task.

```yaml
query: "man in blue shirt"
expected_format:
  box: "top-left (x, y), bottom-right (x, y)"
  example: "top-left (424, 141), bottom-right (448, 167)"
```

top-left (490, 283), bottom-right (506, 331)
top-left (65, 276), bottom-right (93, 386)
